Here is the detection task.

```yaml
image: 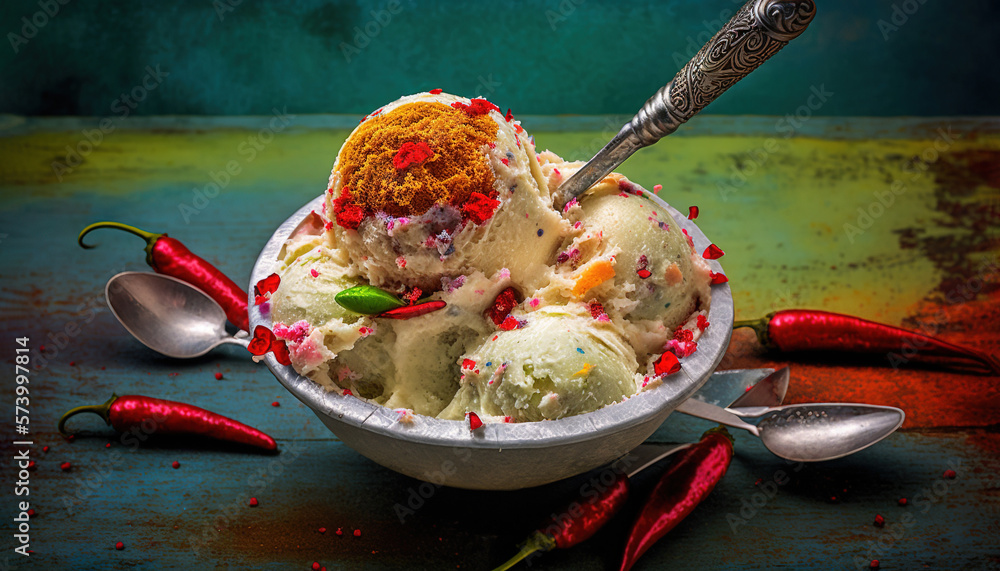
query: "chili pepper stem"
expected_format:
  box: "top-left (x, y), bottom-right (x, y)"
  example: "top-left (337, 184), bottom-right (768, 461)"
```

top-left (491, 532), bottom-right (556, 571)
top-left (58, 393), bottom-right (119, 435)
top-left (732, 315), bottom-right (772, 348)
top-left (78, 221), bottom-right (164, 266)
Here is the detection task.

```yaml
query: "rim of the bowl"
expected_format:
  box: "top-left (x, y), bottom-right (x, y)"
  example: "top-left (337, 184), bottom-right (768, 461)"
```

top-left (250, 190), bottom-right (733, 450)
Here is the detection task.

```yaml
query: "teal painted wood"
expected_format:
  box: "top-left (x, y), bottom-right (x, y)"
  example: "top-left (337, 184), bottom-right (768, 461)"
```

top-left (1, 116), bottom-right (998, 570)
top-left (2, 0), bottom-right (1000, 117)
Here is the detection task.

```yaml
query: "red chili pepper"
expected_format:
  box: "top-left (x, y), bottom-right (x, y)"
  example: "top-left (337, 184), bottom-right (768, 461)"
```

top-left (78, 222), bottom-right (249, 332)
top-left (619, 427), bottom-right (733, 571)
top-left (57, 394), bottom-right (276, 451)
top-left (378, 300), bottom-right (446, 319)
top-left (734, 309), bottom-right (999, 374)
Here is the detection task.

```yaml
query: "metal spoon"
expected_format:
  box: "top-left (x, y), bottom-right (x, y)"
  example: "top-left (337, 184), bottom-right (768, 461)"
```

top-left (554, 0), bottom-right (816, 208)
top-left (675, 399), bottom-right (905, 462)
top-left (106, 272), bottom-right (249, 358)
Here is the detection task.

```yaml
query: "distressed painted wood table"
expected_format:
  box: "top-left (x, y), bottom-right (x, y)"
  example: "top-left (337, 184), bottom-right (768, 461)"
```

top-left (1, 114), bottom-right (998, 570)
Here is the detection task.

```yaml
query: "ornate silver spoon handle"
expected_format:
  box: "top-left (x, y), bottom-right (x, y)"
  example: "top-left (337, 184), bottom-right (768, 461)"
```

top-left (555, 0), bottom-right (816, 207)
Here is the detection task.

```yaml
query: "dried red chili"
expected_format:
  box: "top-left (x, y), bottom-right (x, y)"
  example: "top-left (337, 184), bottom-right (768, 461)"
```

top-left (619, 427), bottom-right (733, 571)
top-left (58, 394), bottom-right (277, 451)
top-left (79, 222), bottom-right (249, 331)
top-left (734, 309), bottom-right (999, 374)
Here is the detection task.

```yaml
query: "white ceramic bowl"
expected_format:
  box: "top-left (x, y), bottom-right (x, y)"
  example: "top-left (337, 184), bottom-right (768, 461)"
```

top-left (250, 192), bottom-right (733, 490)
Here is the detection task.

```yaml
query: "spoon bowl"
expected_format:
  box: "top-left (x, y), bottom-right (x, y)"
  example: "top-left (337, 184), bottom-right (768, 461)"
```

top-left (106, 271), bottom-right (248, 359)
top-left (755, 403), bottom-right (905, 462)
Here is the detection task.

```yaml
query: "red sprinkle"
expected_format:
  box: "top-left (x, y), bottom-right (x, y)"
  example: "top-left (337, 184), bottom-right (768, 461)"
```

top-left (462, 358), bottom-right (477, 370)
top-left (703, 244), bottom-right (725, 260)
top-left (172, 461), bottom-right (180, 469)
top-left (27, 509), bottom-right (35, 517)
top-left (637, 269), bottom-right (652, 279)
top-left (60, 462), bottom-right (72, 472)
top-left (392, 141), bottom-right (434, 169)
top-left (697, 315), bottom-right (710, 331)
top-left (248, 497), bottom-right (259, 507)
top-left (654, 352), bottom-right (681, 376)
top-left (869, 560), bottom-right (879, 569)
top-left (353, 529), bottom-right (362, 538)
top-left (467, 412), bottom-right (484, 430)
top-left (115, 542), bottom-right (124, 551)
top-left (487, 287), bottom-right (520, 326)
top-left (65, 434), bottom-right (75, 442)
top-left (312, 563), bottom-right (321, 571)
top-left (429, 88), bottom-right (443, 94)
top-left (451, 98), bottom-right (500, 116)
top-left (342, 389), bottom-right (353, 396)
top-left (215, 372), bottom-right (224, 380)
top-left (255, 273), bottom-right (280, 297)
top-left (500, 158), bottom-right (509, 166)
top-left (874, 514), bottom-right (885, 527)
top-left (27, 461), bottom-right (36, 470)
top-left (105, 442), bottom-right (111, 448)
top-left (270, 338), bottom-right (292, 366)
top-left (379, 300), bottom-right (447, 320)
top-left (461, 191), bottom-right (500, 225)
top-left (271, 401), bottom-right (280, 407)
top-left (42, 446), bottom-right (49, 452)
top-left (674, 328), bottom-right (694, 342)
top-left (589, 301), bottom-right (607, 319)
top-left (499, 315), bottom-right (521, 331)
top-left (333, 187), bottom-right (365, 231)
top-left (318, 527), bottom-right (327, 534)
top-left (336, 528), bottom-right (343, 536)
top-left (943, 469), bottom-right (956, 479)
top-left (709, 271), bottom-right (729, 285)
top-left (898, 498), bottom-right (908, 506)
top-left (688, 206), bottom-right (700, 220)
top-left (248, 325), bottom-right (276, 356)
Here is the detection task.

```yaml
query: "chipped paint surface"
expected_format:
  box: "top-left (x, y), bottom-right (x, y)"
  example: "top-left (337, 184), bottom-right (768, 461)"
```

top-left (0, 116), bottom-right (997, 569)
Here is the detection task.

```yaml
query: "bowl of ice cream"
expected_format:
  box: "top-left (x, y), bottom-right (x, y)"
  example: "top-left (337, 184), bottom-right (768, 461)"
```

top-left (248, 92), bottom-right (733, 489)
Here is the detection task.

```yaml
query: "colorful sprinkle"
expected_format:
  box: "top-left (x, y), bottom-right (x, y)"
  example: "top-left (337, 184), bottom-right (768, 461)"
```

top-left (572, 260), bottom-right (615, 298)
top-left (499, 315), bottom-right (522, 331)
top-left (573, 363), bottom-right (594, 377)
top-left (703, 244), bottom-right (725, 260)
top-left (467, 412), bottom-right (484, 431)
top-left (462, 359), bottom-right (477, 370)
top-left (576, 348), bottom-right (585, 354)
top-left (653, 184), bottom-right (662, 192)
top-left (654, 352), bottom-right (681, 376)
top-left (536, 228), bottom-right (543, 237)
top-left (310, 268), bottom-right (319, 278)
top-left (393, 141), bottom-right (434, 169)
top-left (709, 271), bottom-right (729, 285)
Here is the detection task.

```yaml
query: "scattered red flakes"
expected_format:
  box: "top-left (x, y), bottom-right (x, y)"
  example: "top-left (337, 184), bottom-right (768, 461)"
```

top-left (451, 98), bottom-right (499, 116)
top-left (310, 268), bottom-right (319, 278)
top-left (869, 560), bottom-right (879, 570)
top-left (499, 315), bottom-right (521, 331)
top-left (342, 389), bottom-right (353, 396)
top-left (105, 442), bottom-right (111, 448)
top-left (333, 187), bottom-right (365, 230)
top-left (898, 498), bottom-right (908, 506)
top-left (393, 141), bottom-right (434, 169)
top-left (462, 359), bottom-right (477, 370)
top-left (754, 478), bottom-right (763, 486)
top-left (654, 352), bottom-right (681, 376)
top-left (69, 360), bottom-right (75, 366)
top-left (27, 461), bottom-right (36, 470)
top-left (336, 528), bottom-right (344, 536)
top-left (637, 269), bottom-right (652, 279)
top-left (703, 244), bottom-right (725, 260)
top-left (324, 220), bottom-right (334, 231)
top-left (943, 469), bottom-right (956, 479)
top-left (696, 315), bottom-right (710, 331)
top-left (254, 273), bottom-right (281, 299)
top-left (40, 344), bottom-right (45, 351)
top-left (429, 88), bottom-right (443, 94)
top-left (653, 184), bottom-right (662, 192)
top-left (709, 271), bottom-right (729, 285)
top-left (504, 108), bottom-right (514, 122)
top-left (873, 514), bottom-right (885, 527)
top-left (467, 412), bottom-right (484, 430)
top-left (27, 509), bottom-right (35, 517)
top-left (115, 542), bottom-right (124, 551)
top-left (249, 326), bottom-right (276, 356)
top-left (461, 191), bottom-right (500, 225)
top-left (379, 300), bottom-right (447, 319)
top-left (318, 527), bottom-right (327, 534)
top-left (60, 462), bottom-right (71, 472)
top-left (171, 460), bottom-right (181, 469)
top-left (487, 287), bottom-right (520, 325)
top-left (271, 401), bottom-right (281, 408)
top-left (65, 434), bottom-right (74, 443)
top-left (514, 123), bottom-right (523, 134)
top-left (681, 228), bottom-right (694, 249)
top-left (313, 563), bottom-right (321, 571)
top-left (500, 158), bottom-right (509, 166)
top-left (42, 446), bottom-right (49, 453)
top-left (248, 498), bottom-right (259, 507)
top-left (673, 328), bottom-right (694, 342)
top-left (503, 416), bottom-right (513, 423)
top-left (214, 372), bottom-right (224, 380)
top-left (688, 206), bottom-right (700, 220)
top-left (589, 301), bottom-right (607, 319)
top-left (353, 529), bottom-right (362, 537)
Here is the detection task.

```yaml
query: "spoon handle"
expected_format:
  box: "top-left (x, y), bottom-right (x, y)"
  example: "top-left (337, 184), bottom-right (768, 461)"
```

top-left (219, 336), bottom-right (250, 349)
top-left (675, 399), bottom-right (760, 437)
top-left (555, 0), bottom-right (816, 206)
